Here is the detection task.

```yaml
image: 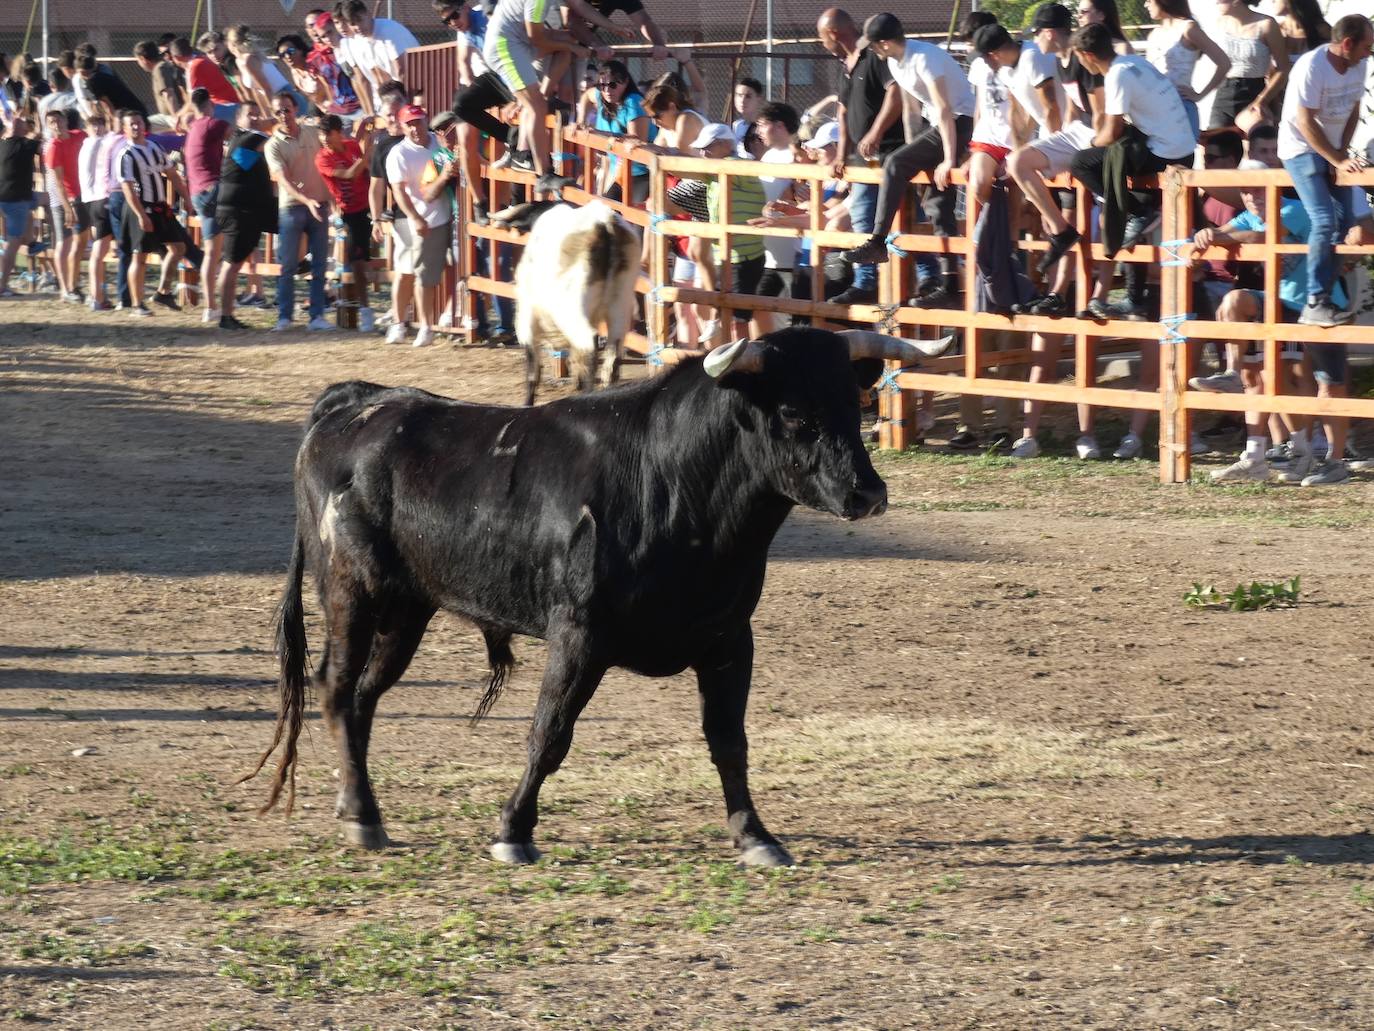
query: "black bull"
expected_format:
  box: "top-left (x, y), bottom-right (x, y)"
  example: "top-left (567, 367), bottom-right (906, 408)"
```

top-left (243, 327), bottom-right (943, 867)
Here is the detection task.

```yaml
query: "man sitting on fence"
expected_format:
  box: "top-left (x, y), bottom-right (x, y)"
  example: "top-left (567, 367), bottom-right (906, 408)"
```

top-left (1276, 13), bottom-right (1372, 328)
top-left (839, 12), bottom-right (975, 309)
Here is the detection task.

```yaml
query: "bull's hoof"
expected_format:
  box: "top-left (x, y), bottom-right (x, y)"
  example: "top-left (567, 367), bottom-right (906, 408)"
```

top-left (738, 843), bottom-right (795, 868)
top-left (490, 841), bottom-right (541, 865)
top-left (342, 822), bottom-right (391, 850)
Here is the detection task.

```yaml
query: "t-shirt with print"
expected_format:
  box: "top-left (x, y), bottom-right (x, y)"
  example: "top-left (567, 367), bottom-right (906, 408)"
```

top-left (1231, 199), bottom-right (1349, 311)
top-left (840, 45), bottom-right (903, 159)
top-left (43, 129), bottom-right (86, 202)
top-left (188, 57), bottom-right (239, 106)
top-left (316, 139), bottom-right (370, 214)
top-left (759, 147), bottom-right (798, 270)
top-left (386, 133), bottom-right (452, 228)
top-left (887, 39), bottom-right (975, 122)
top-left (1277, 46), bottom-right (1370, 161)
top-left (595, 91), bottom-right (658, 177)
top-left (705, 163), bottom-right (766, 265)
top-left (969, 56), bottom-right (1014, 148)
top-left (1007, 43), bottom-right (1063, 136)
top-left (307, 45), bottom-right (361, 114)
top-left (0, 136), bottom-right (40, 202)
top-left (1103, 53), bottom-right (1195, 159)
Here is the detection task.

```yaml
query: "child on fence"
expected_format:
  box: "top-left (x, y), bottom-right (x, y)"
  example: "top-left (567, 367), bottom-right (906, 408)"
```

top-left (683, 122), bottom-right (765, 349)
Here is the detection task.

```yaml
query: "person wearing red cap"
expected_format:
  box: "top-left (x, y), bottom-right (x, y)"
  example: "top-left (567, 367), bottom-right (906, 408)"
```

top-left (385, 104), bottom-right (453, 347)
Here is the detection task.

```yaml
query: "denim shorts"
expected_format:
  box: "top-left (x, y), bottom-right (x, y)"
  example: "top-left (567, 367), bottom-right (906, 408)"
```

top-left (212, 102), bottom-right (239, 123)
top-left (0, 198), bottom-right (33, 239)
top-left (193, 186), bottom-right (220, 238)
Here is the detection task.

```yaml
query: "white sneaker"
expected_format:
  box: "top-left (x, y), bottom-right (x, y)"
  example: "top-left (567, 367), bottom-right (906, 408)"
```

top-left (412, 326), bottom-right (435, 348)
top-left (437, 310), bottom-right (454, 328)
top-left (1010, 436), bottom-right (1040, 459)
top-left (358, 306), bottom-right (376, 333)
top-left (270, 318), bottom-right (292, 332)
top-left (1210, 456), bottom-right (1270, 483)
top-left (1075, 434), bottom-right (1101, 460)
top-left (307, 316), bottom-right (332, 331)
top-left (1190, 433), bottom-right (1209, 456)
top-left (385, 323), bottom-right (408, 345)
top-left (203, 308), bottom-right (221, 324)
top-left (1274, 451), bottom-right (1315, 484)
top-left (1188, 370), bottom-right (1243, 394)
top-left (1112, 432), bottom-right (1142, 460)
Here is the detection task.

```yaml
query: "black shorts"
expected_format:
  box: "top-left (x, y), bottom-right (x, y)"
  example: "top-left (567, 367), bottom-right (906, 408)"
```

top-left (122, 204), bottom-right (181, 253)
top-left (87, 198), bottom-right (111, 240)
top-left (726, 254), bottom-right (766, 320)
top-left (757, 267), bottom-right (793, 299)
top-left (217, 208), bottom-right (263, 265)
top-left (341, 209), bottom-right (372, 264)
top-left (72, 199), bottom-right (93, 234)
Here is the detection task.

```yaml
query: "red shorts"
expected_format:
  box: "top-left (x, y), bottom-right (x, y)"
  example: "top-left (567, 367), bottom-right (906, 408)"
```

top-left (969, 142), bottom-right (1011, 163)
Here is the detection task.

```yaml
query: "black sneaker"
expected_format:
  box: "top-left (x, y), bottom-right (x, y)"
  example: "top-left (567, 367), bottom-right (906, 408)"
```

top-left (908, 285), bottom-right (959, 309)
top-left (472, 199), bottom-right (490, 226)
top-left (533, 171), bottom-right (573, 195)
top-left (1119, 206), bottom-right (1161, 251)
top-left (948, 429), bottom-right (979, 450)
top-left (295, 258), bottom-right (311, 276)
top-left (987, 429), bottom-right (1013, 450)
top-left (829, 285), bottom-right (878, 306)
top-left (1030, 292), bottom-right (1067, 316)
top-left (512, 150), bottom-right (535, 172)
top-left (1079, 297), bottom-right (1111, 320)
top-left (1038, 226), bottom-right (1081, 275)
top-left (219, 315), bottom-right (250, 330)
top-left (840, 236), bottom-right (889, 266)
top-left (153, 290), bottom-right (181, 311)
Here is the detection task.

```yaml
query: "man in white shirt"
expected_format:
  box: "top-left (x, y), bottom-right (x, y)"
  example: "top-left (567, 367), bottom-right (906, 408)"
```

top-left (337, 0), bottom-right (419, 110)
top-left (385, 104), bottom-right (454, 348)
top-left (839, 12), bottom-right (975, 307)
top-left (77, 113), bottom-right (115, 310)
top-left (1277, 13), bottom-right (1372, 328)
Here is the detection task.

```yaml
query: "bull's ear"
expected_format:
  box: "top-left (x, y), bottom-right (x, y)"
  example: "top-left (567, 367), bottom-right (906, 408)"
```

top-left (852, 358), bottom-right (884, 390)
top-left (704, 338), bottom-right (766, 379)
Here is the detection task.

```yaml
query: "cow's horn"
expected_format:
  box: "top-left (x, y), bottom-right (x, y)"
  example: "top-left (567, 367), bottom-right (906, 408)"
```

top-left (840, 330), bottom-right (956, 363)
top-left (704, 338), bottom-right (765, 378)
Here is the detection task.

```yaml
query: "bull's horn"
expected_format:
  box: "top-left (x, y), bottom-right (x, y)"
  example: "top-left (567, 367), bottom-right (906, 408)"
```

top-left (704, 338), bottom-right (766, 378)
top-left (839, 330), bottom-right (956, 362)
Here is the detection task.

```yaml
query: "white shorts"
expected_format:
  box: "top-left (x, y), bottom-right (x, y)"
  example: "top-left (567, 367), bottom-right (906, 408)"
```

top-left (673, 256), bottom-right (697, 283)
top-left (1031, 122), bottom-right (1095, 178)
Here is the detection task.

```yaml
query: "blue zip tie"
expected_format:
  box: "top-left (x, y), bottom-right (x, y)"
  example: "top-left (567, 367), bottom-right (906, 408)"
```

top-left (648, 213), bottom-right (669, 234)
top-left (1160, 313), bottom-right (1194, 345)
top-left (549, 152), bottom-right (580, 163)
top-left (645, 345), bottom-right (666, 367)
top-left (550, 349), bottom-right (568, 359)
top-left (647, 286), bottom-right (667, 304)
top-left (885, 232), bottom-right (910, 258)
top-left (876, 365), bottom-right (918, 393)
top-left (1159, 238), bottom-right (1192, 268)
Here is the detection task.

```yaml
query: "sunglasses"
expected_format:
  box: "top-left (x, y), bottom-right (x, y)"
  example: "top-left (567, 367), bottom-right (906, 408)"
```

top-left (597, 79), bottom-right (624, 89)
top-left (443, 11), bottom-right (463, 24)
top-left (279, 47), bottom-right (298, 57)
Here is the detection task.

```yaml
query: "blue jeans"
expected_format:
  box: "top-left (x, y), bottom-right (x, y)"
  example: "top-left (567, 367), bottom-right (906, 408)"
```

top-left (474, 238), bottom-right (513, 334)
top-left (105, 190), bottom-right (132, 307)
top-left (1182, 99), bottom-right (1200, 143)
top-left (276, 203), bottom-right (328, 322)
top-left (1282, 151), bottom-right (1356, 306)
top-left (848, 181), bottom-right (878, 291)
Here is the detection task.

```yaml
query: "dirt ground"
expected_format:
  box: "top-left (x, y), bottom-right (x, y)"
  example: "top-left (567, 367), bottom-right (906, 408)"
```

top-left (3, 294), bottom-right (1374, 1031)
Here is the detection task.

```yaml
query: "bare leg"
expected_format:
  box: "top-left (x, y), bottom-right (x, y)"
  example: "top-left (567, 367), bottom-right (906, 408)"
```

top-left (1007, 147), bottom-right (1071, 236)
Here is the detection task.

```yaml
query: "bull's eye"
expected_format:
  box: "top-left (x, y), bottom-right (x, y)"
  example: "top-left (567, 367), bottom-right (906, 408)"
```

top-left (777, 405), bottom-right (816, 439)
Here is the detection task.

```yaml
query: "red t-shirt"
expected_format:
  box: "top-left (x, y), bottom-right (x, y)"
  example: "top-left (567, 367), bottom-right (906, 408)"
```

top-left (188, 57), bottom-right (239, 106)
top-left (44, 129), bottom-right (86, 201)
top-left (315, 139), bottom-right (370, 214)
top-left (184, 114), bottom-right (231, 196)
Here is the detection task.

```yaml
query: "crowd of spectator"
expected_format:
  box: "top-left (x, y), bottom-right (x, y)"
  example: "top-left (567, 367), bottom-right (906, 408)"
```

top-left (0, 1), bottom-right (1372, 484)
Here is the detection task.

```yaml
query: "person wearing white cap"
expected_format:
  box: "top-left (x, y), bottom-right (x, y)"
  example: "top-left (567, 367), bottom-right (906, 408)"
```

top-left (676, 121), bottom-right (766, 348)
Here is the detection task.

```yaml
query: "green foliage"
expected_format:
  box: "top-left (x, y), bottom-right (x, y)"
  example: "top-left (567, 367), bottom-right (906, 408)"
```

top-left (978, 0), bottom-right (1150, 33)
top-left (1183, 577), bottom-right (1300, 611)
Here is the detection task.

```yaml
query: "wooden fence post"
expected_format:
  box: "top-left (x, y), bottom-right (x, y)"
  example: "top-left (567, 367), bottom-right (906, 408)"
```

top-left (1158, 167), bottom-right (1191, 484)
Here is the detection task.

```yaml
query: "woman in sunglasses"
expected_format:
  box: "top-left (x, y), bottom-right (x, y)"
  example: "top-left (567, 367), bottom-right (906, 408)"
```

top-left (590, 60), bottom-right (657, 204)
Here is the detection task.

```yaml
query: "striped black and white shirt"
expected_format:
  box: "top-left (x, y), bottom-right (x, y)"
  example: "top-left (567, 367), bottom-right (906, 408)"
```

top-left (118, 140), bottom-right (170, 205)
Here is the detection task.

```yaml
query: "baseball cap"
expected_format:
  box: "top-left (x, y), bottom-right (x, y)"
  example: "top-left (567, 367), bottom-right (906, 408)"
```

top-left (1030, 3), bottom-right (1073, 31)
top-left (430, 111), bottom-right (457, 133)
top-left (863, 13), bottom-right (905, 43)
top-left (973, 24), bottom-right (1015, 55)
top-left (689, 122), bottom-right (736, 150)
top-left (802, 121), bottom-right (840, 150)
top-left (398, 105), bottom-right (427, 125)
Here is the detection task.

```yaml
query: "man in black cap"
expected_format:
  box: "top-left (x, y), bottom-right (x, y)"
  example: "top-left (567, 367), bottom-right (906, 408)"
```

top-left (838, 11), bottom-right (975, 307)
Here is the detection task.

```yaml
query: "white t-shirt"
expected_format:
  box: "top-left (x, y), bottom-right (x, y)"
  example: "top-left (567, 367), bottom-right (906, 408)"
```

top-left (887, 39), bottom-right (975, 121)
top-left (969, 56), bottom-right (1014, 148)
top-left (1008, 44), bottom-right (1064, 136)
top-left (353, 18), bottom-right (420, 104)
top-left (1277, 46), bottom-right (1370, 161)
top-left (1103, 53), bottom-right (1195, 159)
top-left (759, 147), bottom-right (798, 270)
top-left (385, 133), bottom-right (452, 228)
top-left (78, 132), bottom-right (108, 202)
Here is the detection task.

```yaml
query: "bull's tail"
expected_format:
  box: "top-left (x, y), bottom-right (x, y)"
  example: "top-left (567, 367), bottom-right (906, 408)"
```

top-left (471, 628), bottom-right (514, 725)
top-left (237, 528), bottom-right (310, 814)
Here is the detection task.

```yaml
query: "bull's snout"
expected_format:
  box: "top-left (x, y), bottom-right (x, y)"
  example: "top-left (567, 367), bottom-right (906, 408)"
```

top-left (842, 483), bottom-right (888, 520)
